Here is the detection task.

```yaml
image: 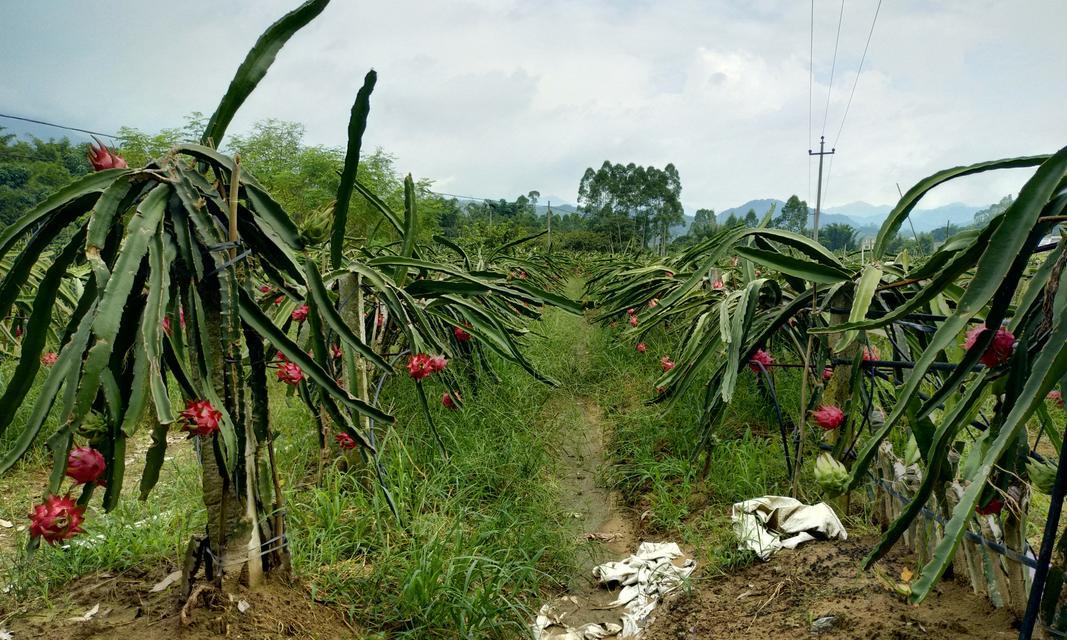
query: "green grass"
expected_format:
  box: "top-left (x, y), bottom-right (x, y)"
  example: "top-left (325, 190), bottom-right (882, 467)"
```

top-left (0, 305), bottom-right (586, 638)
top-left (0, 276), bottom-right (830, 636)
top-left (584, 319), bottom-right (798, 572)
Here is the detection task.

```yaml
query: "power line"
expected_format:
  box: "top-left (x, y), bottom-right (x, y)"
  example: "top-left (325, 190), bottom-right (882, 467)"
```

top-left (820, 0), bottom-right (846, 137)
top-left (430, 190), bottom-right (501, 202)
top-left (830, 0), bottom-right (882, 150)
top-left (807, 0), bottom-right (815, 207)
top-left (0, 113), bottom-right (119, 140)
top-left (823, 0), bottom-right (883, 204)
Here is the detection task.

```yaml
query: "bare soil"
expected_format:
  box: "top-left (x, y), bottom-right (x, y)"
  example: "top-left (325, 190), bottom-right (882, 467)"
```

top-left (3, 568), bottom-right (357, 640)
top-left (642, 534), bottom-right (1019, 640)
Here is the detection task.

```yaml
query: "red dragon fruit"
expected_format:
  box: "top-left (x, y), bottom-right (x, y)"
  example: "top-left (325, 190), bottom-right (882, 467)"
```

top-left (429, 355), bottom-right (448, 373)
top-left (636, 342), bottom-right (647, 353)
top-left (811, 405), bottom-right (845, 431)
top-left (335, 432), bottom-right (357, 450)
top-left (276, 361), bottom-right (304, 385)
top-left (1049, 390), bottom-right (1064, 408)
top-left (454, 326), bottom-right (472, 342)
top-left (258, 284), bottom-right (273, 294)
top-left (441, 391), bottom-right (460, 410)
top-left (862, 345), bottom-right (879, 362)
top-left (964, 325), bottom-right (1015, 367)
top-left (822, 366), bottom-right (833, 381)
top-left (41, 351), bottom-right (58, 366)
top-left (407, 354), bottom-right (434, 380)
top-left (628, 315), bottom-right (639, 328)
top-left (66, 446), bottom-right (106, 484)
top-left (291, 304), bottom-right (309, 323)
top-left (661, 356), bottom-right (675, 372)
top-left (29, 495), bottom-right (85, 544)
top-left (976, 496), bottom-right (1004, 516)
top-left (748, 349), bottom-right (774, 373)
top-left (180, 399), bottom-right (222, 436)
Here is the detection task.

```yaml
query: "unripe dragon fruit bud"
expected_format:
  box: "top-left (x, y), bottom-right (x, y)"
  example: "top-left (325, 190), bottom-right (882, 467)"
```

top-left (66, 446), bottom-right (106, 485)
top-left (822, 367), bottom-right (833, 381)
top-left (861, 345), bottom-right (879, 362)
top-left (628, 315), bottom-right (639, 328)
top-left (810, 405), bottom-right (845, 431)
top-left (41, 351), bottom-right (59, 366)
top-left (291, 304), bottom-right (309, 323)
top-left (86, 138), bottom-right (128, 171)
top-left (636, 342), bottom-right (647, 353)
top-left (454, 325), bottom-right (471, 342)
top-left (660, 356), bottom-right (675, 372)
top-left (964, 325), bottom-right (1015, 367)
top-left (814, 453), bottom-right (850, 496)
top-left (904, 435), bottom-right (922, 467)
top-left (29, 495), bottom-right (85, 544)
top-left (1049, 390), bottom-right (1065, 408)
top-left (1028, 458), bottom-right (1058, 495)
top-left (331, 344), bottom-right (343, 359)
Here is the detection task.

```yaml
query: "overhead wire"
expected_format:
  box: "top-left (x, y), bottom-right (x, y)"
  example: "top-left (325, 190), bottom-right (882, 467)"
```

top-left (807, 0), bottom-right (815, 208)
top-left (823, 0), bottom-right (883, 202)
top-left (819, 0), bottom-right (846, 138)
top-left (0, 112), bottom-right (119, 140)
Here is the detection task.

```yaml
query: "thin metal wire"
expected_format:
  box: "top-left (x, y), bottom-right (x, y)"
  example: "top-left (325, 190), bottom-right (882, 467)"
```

top-left (0, 112), bottom-right (120, 139)
top-left (820, 0), bottom-right (846, 137)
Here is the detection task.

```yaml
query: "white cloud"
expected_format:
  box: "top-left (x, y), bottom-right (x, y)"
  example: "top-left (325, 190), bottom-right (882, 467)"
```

top-left (2, 0), bottom-right (1065, 211)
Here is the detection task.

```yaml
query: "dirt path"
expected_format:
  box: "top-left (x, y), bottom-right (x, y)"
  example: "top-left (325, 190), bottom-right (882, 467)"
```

top-left (642, 534), bottom-right (1018, 640)
top-left (554, 394), bottom-right (636, 575)
top-left (541, 297), bottom-right (1020, 640)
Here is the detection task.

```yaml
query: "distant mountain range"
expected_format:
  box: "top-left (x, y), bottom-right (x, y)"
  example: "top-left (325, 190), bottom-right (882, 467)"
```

top-left (454, 194), bottom-right (989, 239)
top-left (712, 199), bottom-right (986, 236)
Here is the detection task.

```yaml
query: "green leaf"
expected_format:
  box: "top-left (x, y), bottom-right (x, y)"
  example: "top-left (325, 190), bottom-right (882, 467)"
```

top-left (836, 264), bottom-right (882, 351)
top-left (874, 154), bottom-right (1048, 259)
top-left (237, 289), bottom-right (394, 423)
top-left (354, 180), bottom-right (403, 233)
top-left (332, 69), bottom-right (377, 269)
top-left (735, 246), bottom-right (851, 283)
top-left (200, 0), bottom-right (330, 147)
top-left (910, 261), bottom-right (1067, 603)
top-left (0, 226), bottom-right (86, 438)
top-left (303, 259), bottom-right (391, 371)
top-left (72, 185), bottom-right (169, 424)
top-left (0, 169), bottom-right (125, 260)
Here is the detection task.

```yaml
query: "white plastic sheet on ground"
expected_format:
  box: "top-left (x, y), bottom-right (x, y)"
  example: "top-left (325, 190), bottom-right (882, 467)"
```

top-left (731, 495), bottom-right (847, 560)
top-left (532, 542), bottom-right (696, 639)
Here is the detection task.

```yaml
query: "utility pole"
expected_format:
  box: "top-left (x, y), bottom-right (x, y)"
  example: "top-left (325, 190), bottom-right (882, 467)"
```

top-left (809, 135), bottom-right (835, 242)
top-left (546, 200), bottom-right (552, 252)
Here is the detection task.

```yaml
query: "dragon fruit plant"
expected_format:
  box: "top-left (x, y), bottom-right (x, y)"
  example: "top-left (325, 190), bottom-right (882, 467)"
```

top-left (0, 0), bottom-right (391, 589)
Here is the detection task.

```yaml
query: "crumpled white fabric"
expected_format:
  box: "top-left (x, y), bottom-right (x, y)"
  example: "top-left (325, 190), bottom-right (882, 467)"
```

top-left (532, 542), bottom-right (696, 639)
top-left (731, 495), bottom-right (847, 560)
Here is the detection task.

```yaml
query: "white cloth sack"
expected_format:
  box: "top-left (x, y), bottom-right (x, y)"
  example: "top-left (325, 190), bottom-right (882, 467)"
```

top-left (731, 495), bottom-right (847, 560)
top-left (532, 542), bottom-right (695, 639)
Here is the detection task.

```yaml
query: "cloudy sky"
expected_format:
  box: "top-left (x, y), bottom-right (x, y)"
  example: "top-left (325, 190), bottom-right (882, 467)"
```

top-left (2, 1), bottom-right (1065, 211)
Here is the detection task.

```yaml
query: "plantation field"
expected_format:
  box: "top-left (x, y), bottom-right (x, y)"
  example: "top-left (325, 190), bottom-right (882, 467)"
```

top-left (2, 2), bottom-right (1067, 639)
top-left (0, 283), bottom-right (1023, 639)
